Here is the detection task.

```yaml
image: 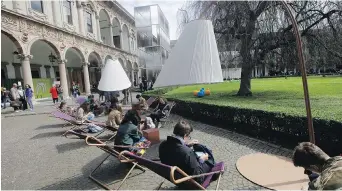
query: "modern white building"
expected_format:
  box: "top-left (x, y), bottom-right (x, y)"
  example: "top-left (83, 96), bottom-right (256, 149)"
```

top-left (1, 0), bottom-right (140, 99)
top-left (135, 4), bottom-right (170, 81)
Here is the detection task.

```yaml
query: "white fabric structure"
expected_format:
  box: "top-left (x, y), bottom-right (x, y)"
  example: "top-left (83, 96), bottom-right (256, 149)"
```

top-left (154, 20), bottom-right (223, 88)
top-left (98, 59), bottom-right (131, 91)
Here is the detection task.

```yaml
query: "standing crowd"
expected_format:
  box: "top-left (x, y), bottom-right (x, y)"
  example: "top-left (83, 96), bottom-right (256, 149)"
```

top-left (1, 83), bottom-right (33, 112)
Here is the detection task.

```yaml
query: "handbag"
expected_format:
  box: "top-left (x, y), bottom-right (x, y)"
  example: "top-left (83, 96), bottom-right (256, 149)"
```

top-left (193, 144), bottom-right (216, 167)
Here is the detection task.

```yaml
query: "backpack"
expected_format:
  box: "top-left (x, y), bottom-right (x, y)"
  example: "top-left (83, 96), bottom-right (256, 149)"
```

top-left (193, 144), bottom-right (216, 167)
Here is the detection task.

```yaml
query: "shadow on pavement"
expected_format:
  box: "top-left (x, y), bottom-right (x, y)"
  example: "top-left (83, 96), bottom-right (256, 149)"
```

top-left (35, 123), bottom-right (70, 130)
top-left (55, 141), bottom-right (88, 154)
top-left (30, 131), bottom-right (65, 140)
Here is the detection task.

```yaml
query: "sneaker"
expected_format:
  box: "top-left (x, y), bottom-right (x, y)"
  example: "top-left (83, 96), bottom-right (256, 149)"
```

top-left (15, 110), bottom-right (19, 113)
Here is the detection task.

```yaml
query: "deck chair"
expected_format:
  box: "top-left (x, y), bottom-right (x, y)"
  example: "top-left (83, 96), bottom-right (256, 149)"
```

top-left (158, 101), bottom-right (176, 127)
top-left (50, 111), bottom-right (109, 139)
top-left (64, 120), bottom-right (118, 141)
top-left (118, 151), bottom-right (224, 190)
top-left (85, 136), bottom-right (150, 190)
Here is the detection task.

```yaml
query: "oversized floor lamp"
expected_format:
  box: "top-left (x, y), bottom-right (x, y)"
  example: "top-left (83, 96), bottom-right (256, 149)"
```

top-left (281, 1), bottom-right (315, 144)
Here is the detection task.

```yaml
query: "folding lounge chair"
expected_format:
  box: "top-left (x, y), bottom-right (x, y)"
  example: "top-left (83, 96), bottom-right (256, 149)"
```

top-left (118, 151), bottom-right (224, 190)
top-left (158, 101), bottom-right (176, 127)
top-left (85, 136), bottom-right (151, 190)
top-left (50, 111), bottom-right (109, 139)
top-left (64, 120), bottom-right (118, 141)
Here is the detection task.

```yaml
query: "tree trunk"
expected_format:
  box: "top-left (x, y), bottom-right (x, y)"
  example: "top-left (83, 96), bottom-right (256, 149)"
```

top-left (237, 63), bottom-right (253, 96)
top-left (237, 22), bottom-right (254, 96)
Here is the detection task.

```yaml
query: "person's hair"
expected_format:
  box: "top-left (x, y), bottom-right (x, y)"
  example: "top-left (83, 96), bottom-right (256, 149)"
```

top-left (110, 96), bottom-right (119, 104)
top-left (109, 103), bottom-right (122, 113)
top-left (59, 102), bottom-right (66, 110)
top-left (121, 110), bottom-right (140, 126)
top-left (292, 142), bottom-right (330, 168)
top-left (173, 120), bottom-right (193, 137)
top-left (80, 102), bottom-right (90, 113)
top-left (25, 84), bottom-right (31, 88)
top-left (136, 94), bottom-right (141, 99)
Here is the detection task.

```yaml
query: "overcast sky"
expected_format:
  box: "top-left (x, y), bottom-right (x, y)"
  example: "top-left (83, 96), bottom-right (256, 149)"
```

top-left (117, 0), bottom-right (186, 40)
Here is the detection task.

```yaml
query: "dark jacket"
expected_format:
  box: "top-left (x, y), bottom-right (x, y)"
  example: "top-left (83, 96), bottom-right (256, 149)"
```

top-left (159, 136), bottom-right (206, 185)
top-left (114, 122), bottom-right (142, 146)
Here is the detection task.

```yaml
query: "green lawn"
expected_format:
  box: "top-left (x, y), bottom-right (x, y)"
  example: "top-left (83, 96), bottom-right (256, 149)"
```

top-left (148, 76), bottom-right (342, 122)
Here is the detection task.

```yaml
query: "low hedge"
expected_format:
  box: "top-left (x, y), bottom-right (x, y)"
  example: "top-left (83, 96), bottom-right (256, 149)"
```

top-left (144, 95), bottom-right (342, 156)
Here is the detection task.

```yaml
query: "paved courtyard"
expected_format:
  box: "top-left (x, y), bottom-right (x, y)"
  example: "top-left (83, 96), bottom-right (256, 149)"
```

top-left (1, 101), bottom-right (293, 190)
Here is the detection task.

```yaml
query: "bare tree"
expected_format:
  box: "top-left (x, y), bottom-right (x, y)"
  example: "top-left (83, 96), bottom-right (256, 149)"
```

top-left (179, 1), bottom-right (342, 96)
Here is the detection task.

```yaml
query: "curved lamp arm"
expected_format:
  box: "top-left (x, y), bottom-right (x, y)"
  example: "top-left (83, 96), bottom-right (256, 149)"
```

top-left (280, 1), bottom-right (315, 144)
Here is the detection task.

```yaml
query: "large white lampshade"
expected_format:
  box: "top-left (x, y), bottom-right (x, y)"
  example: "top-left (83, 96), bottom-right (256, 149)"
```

top-left (98, 59), bottom-right (131, 91)
top-left (154, 20), bottom-right (223, 88)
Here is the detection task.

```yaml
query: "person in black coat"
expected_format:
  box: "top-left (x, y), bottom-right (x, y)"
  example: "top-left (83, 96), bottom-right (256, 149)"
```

top-left (159, 120), bottom-right (212, 189)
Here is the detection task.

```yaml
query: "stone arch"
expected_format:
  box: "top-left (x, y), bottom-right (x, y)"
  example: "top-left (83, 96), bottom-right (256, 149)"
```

top-left (88, 51), bottom-right (102, 86)
top-left (28, 37), bottom-right (61, 58)
top-left (117, 57), bottom-right (125, 70)
top-left (121, 24), bottom-right (130, 51)
top-left (115, 54), bottom-right (126, 69)
top-left (29, 38), bottom-right (61, 79)
top-left (1, 30), bottom-right (24, 54)
top-left (112, 17), bottom-right (121, 48)
top-left (99, 9), bottom-right (111, 46)
top-left (63, 46), bottom-right (85, 62)
top-left (103, 55), bottom-right (113, 64)
top-left (133, 62), bottom-right (139, 71)
top-left (87, 51), bottom-right (102, 66)
top-left (126, 60), bottom-right (133, 72)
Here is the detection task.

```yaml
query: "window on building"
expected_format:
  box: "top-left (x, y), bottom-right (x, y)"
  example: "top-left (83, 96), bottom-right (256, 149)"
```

top-left (86, 12), bottom-right (93, 33)
top-left (31, 1), bottom-right (44, 13)
top-left (63, 0), bottom-right (73, 24)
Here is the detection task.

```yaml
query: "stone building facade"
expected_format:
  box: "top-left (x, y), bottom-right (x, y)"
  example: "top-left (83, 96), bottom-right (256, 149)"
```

top-left (1, 0), bottom-right (140, 99)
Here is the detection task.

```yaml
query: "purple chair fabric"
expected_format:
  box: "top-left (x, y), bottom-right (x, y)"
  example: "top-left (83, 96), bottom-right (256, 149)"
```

top-left (202, 162), bottom-right (225, 188)
top-left (52, 111), bottom-right (76, 122)
top-left (77, 96), bottom-right (87, 105)
top-left (122, 152), bottom-right (224, 189)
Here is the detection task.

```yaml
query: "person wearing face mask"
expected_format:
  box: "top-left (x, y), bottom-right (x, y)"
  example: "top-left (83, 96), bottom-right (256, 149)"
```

top-left (292, 142), bottom-right (342, 190)
top-left (17, 86), bottom-right (28, 110)
top-left (159, 120), bottom-right (217, 189)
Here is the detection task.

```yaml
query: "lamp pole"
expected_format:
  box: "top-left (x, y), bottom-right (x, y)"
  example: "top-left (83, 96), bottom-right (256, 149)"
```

top-left (280, 1), bottom-right (315, 144)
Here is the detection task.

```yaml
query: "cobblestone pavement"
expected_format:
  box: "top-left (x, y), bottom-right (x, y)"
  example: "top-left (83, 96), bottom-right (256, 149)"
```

top-left (1, 104), bottom-right (293, 190)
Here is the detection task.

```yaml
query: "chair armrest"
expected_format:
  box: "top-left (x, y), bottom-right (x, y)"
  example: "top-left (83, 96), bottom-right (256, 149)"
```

top-left (170, 167), bottom-right (223, 184)
top-left (85, 136), bottom-right (106, 146)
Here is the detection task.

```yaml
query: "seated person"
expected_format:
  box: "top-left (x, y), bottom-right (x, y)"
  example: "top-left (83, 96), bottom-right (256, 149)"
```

top-left (114, 109), bottom-right (142, 150)
top-left (59, 101), bottom-right (75, 116)
top-left (75, 102), bottom-right (95, 124)
top-left (292, 142), bottom-right (342, 190)
top-left (159, 120), bottom-right (215, 188)
top-left (140, 117), bottom-right (155, 131)
top-left (106, 103), bottom-right (123, 128)
top-left (149, 97), bottom-right (170, 126)
top-left (136, 94), bottom-right (148, 111)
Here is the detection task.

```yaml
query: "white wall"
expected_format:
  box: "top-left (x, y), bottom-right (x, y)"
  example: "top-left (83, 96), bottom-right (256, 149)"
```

top-left (222, 68), bottom-right (241, 79)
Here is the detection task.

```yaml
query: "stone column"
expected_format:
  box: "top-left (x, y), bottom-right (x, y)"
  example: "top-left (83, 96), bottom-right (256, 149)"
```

top-left (77, 2), bottom-right (85, 35)
top-left (19, 54), bottom-right (34, 91)
top-left (109, 24), bottom-right (114, 47)
top-left (82, 62), bottom-right (91, 95)
top-left (95, 14), bottom-right (102, 42)
top-left (58, 59), bottom-right (69, 99)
